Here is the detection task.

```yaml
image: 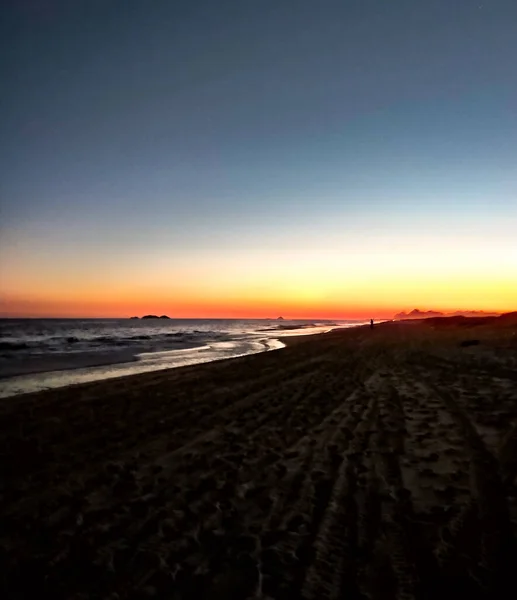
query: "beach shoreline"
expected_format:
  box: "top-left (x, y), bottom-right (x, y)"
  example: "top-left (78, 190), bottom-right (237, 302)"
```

top-left (1, 317), bottom-right (516, 598)
top-left (0, 338), bottom-right (287, 399)
top-left (0, 325), bottom-right (362, 399)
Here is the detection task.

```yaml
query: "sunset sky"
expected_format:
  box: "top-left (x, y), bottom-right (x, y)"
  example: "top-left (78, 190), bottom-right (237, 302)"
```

top-left (1, 0), bottom-right (516, 318)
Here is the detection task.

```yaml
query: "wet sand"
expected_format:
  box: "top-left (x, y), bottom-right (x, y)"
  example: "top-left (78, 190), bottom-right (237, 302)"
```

top-left (1, 317), bottom-right (517, 598)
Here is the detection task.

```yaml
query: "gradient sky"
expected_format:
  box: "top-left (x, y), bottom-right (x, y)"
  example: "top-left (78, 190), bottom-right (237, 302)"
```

top-left (1, 0), bottom-right (516, 318)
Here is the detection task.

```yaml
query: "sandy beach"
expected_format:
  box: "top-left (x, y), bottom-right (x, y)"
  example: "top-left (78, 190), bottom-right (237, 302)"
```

top-left (1, 316), bottom-right (517, 599)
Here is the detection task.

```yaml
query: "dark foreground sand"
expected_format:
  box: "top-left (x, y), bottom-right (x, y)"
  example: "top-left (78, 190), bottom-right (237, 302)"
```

top-left (1, 317), bottom-right (517, 599)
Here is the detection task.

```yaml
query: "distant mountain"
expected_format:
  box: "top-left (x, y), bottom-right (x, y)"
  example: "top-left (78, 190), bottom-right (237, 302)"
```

top-left (394, 309), bottom-right (501, 320)
top-left (394, 309), bottom-right (444, 320)
top-left (141, 315), bottom-right (171, 320)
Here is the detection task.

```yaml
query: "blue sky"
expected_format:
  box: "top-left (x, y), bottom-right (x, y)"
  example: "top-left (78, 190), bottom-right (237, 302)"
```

top-left (1, 0), bottom-right (516, 316)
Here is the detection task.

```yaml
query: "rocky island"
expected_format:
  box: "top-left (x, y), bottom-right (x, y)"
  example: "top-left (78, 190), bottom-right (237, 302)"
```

top-left (141, 315), bottom-right (171, 320)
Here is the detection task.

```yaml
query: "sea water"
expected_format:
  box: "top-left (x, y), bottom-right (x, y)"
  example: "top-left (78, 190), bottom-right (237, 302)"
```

top-left (0, 318), bottom-right (364, 397)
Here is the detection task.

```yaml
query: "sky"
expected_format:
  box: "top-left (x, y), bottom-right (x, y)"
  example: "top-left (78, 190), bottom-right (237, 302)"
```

top-left (1, 0), bottom-right (516, 318)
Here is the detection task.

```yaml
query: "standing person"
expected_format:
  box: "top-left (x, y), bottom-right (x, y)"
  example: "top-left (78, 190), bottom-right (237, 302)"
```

top-left (370, 318), bottom-right (374, 329)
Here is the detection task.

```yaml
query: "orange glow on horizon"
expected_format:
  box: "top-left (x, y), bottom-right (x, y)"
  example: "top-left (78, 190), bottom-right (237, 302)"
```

top-left (1, 283), bottom-right (514, 320)
top-left (2, 231), bottom-right (515, 319)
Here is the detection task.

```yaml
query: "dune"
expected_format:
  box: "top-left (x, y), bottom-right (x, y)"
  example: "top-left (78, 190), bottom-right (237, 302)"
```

top-left (498, 311), bottom-right (517, 325)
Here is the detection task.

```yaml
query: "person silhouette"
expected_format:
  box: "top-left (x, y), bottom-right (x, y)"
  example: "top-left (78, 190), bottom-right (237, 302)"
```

top-left (370, 318), bottom-right (374, 329)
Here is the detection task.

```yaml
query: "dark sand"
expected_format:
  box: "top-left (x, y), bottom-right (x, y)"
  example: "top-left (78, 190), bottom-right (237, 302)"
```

top-left (1, 317), bottom-right (517, 599)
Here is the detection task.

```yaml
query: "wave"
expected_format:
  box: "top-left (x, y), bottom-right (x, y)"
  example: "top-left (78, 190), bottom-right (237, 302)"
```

top-left (257, 323), bottom-right (319, 332)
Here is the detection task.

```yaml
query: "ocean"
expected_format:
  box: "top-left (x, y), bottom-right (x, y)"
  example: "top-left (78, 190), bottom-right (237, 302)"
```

top-left (0, 318), bottom-right (365, 397)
